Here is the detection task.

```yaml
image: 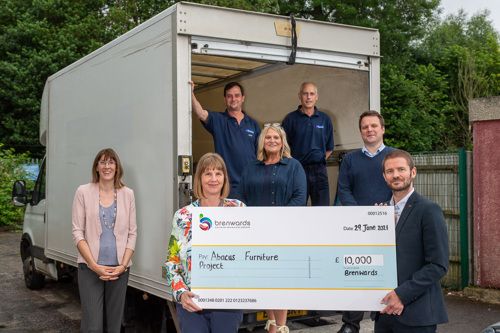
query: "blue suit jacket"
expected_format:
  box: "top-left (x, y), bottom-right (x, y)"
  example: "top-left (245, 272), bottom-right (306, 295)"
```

top-left (377, 191), bottom-right (449, 326)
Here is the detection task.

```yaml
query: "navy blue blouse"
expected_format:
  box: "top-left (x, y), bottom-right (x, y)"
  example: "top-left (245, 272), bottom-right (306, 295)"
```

top-left (236, 157), bottom-right (307, 207)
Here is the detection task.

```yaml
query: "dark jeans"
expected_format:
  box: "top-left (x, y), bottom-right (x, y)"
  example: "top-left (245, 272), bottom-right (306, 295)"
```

top-left (302, 164), bottom-right (330, 206)
top-left (375, 314), bottom-right (437, 333)
top-left (176, 303), bottom-right (243, 333)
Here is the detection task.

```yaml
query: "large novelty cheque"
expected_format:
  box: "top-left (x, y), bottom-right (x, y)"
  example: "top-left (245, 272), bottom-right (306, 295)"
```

top-left (190, 206), bottom-right (396, 311)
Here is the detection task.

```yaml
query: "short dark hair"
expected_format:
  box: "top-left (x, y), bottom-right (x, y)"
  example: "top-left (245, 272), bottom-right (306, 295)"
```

top-left (224, 82), bottom-right (244, 97)
top-left (359, 110), bottom-right (385, 130)
top-left (91, 148), bottom-right (125, 188)
top-left (382, 149), bottom-right (415, 172)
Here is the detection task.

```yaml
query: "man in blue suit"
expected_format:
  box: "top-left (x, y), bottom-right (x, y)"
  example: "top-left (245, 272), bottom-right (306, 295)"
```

top-left (374, 149), bottom-right (449, 333)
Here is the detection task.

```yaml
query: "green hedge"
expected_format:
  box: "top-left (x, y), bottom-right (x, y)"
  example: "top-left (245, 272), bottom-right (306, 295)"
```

top-left (0, 144), bottom-right (34, 228)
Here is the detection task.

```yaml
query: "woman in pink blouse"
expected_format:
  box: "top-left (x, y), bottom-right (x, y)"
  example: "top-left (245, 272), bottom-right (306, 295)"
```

top-left (72, 148), bottom-right (137, 332)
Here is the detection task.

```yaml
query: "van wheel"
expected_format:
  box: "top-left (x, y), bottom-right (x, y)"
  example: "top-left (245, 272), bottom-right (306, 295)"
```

top-left (22, 246), bottom-right (45, 289)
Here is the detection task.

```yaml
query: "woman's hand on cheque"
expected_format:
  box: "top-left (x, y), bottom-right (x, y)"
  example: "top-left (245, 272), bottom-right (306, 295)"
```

top-left (180, 291), bottom-right (203, 312)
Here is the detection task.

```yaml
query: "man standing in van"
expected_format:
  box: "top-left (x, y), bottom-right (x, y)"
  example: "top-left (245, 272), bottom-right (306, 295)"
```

top-left (190, 81), bottom-right (261, 198)
top-left (282, 82), bottom-right (334, 206)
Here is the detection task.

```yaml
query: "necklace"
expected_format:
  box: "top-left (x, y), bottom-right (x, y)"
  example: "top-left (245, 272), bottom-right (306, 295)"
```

top-left (199, 199), bottom-right (224, 207)
top-left (99, 190), bottom-right (117, 229)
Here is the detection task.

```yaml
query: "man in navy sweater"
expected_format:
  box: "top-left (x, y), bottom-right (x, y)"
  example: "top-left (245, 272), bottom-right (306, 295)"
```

top-left (336, 110), bottom-right (396, 333)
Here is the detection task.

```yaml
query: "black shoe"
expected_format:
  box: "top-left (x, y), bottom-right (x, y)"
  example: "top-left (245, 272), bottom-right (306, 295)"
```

top-left (337, 324), bottom-right (358, 333)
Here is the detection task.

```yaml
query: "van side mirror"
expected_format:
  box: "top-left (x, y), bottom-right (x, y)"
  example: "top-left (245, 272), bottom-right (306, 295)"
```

top-left (12, 180), bottom-right (28, 207)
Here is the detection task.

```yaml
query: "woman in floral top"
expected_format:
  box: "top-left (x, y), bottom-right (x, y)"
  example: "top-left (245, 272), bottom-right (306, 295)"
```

top-left (166, 153), bottom-right (245, 332)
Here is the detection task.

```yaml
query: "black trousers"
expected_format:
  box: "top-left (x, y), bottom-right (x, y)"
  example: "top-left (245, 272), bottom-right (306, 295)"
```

top-left (342, 311), bottom-right (364, 331)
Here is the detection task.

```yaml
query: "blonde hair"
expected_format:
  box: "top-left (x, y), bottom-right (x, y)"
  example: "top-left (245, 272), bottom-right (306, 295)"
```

top-left (91, 148), bottom-right (125, 189)
top-left (256, 125), bottom-right (292, 161)
top-left (193, 153), bottom-right (230, 199)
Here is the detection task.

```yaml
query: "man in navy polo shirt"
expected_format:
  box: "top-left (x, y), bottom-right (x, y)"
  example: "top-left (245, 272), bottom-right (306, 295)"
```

top-left (282, 82), bottom-right (334, 206)
top-left (189, 81), bottom-right (260, 198)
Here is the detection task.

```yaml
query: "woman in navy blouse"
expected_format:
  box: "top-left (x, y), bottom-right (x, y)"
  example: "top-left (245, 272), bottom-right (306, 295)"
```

top-left (236, 124), bottom-right (307, 333)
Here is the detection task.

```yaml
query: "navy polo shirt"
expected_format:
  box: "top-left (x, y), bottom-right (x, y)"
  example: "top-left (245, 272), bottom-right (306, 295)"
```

top-left (202, 109), bottom-right (261, 188)
top-left (282, 106), bottom-right (334, 165)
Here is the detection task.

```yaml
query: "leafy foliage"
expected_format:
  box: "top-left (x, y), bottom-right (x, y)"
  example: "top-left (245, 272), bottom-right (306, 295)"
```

top-left (381, 64), bottom-right (449, 151)
top-left (0, 144), bottom-right (34, 228)
top-left (0, 0), bottom-right (499, 153)
top-left (271, 0), bottom-right (439, 65)
top-left (0, 0), bottom-right (281, 159)
top-left (0, 0), bottom-right (110, 157)
top-left (191, 0), bottom-right (278, 12)
top-left (413, 10), bottom-right (500, 149)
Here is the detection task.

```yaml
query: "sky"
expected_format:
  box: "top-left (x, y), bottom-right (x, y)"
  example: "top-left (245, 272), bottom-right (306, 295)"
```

top-left (440, 0), bottom-right (500, 33)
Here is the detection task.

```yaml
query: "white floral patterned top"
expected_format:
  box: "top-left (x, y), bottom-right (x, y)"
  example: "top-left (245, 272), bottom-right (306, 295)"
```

top-left (165, 199), bottom-right (245, 302)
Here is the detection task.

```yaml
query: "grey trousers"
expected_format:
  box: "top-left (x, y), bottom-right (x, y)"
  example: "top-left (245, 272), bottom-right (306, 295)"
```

top-left (78, 263), bottom-right (129, 333)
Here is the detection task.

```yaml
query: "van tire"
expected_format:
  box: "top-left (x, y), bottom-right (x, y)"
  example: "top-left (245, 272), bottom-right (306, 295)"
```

top-left (22, 245), bottom-right (45, 290)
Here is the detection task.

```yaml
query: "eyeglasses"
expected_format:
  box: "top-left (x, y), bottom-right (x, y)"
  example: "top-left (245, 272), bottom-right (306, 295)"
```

top-left (98, 161), bottom-right (116, 166)
top-left (264, 123), bottom-right (281, 127)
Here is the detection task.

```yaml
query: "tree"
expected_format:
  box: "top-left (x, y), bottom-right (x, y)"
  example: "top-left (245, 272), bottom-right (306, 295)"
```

top-left (0, 0), bottom-right (112, 157)
top-left (0, 0), bottom-right (280, 158)
top-left (444, 39), bottom-right (500, 149)
top-left (381, 63), bottom-right (449, 152)
top-left (191, 0), bottom-right (278, 12)
top-left (2, 1), bottom-right (498, 152)
top-left (413, 9), bottom-right (500, 149)
top-left (272, 0), bottom-right (439, 65)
